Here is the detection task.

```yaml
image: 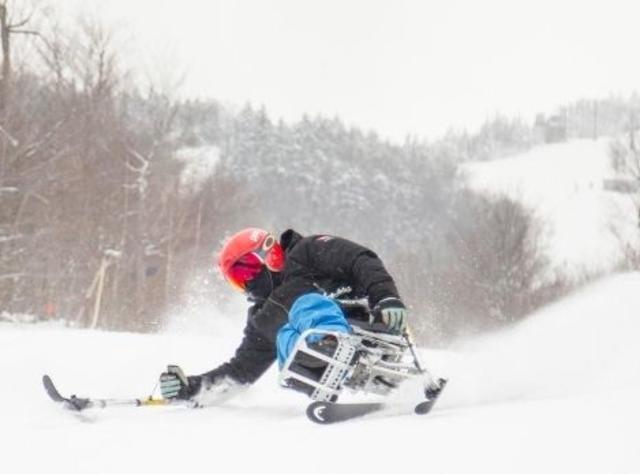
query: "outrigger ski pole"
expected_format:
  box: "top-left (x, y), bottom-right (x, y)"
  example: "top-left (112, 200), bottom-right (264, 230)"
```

top-left (403, 327), bottom-right (448, 413)
top-left (42, 374), bottom-right (197, 412)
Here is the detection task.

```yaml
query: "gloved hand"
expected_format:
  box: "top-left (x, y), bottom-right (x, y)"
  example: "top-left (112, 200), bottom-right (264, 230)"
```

top-left (372, 297), bottom-right (408, 334)
top-left (159, 365), bottom-right (202, 400)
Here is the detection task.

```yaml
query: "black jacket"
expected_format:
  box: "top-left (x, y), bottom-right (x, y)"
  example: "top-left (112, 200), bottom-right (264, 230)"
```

top-left (199, 229), bottom-right (401, 386)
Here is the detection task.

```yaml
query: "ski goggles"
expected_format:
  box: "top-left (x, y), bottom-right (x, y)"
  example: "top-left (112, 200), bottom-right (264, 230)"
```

top-left (226, 252), bottom-right (265, 291)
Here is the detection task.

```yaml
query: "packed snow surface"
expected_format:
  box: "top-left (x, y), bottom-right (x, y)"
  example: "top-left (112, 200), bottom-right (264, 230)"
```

top-left (3, 273), bottom-right (640, 474)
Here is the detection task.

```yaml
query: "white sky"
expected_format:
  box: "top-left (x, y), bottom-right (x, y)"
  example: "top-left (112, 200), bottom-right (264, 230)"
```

top-left (57, 0), bottom-right (640, 142)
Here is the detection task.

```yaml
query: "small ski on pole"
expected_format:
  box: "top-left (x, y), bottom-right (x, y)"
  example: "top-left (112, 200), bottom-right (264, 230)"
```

top-left (414, 377), bottom-right (448, 414)
top-left (43, 375), bottom-right (94, 410)
top-left (403, 328), bottom-right (448, 415)
top-left (42, 374), bottom-right (189, 411)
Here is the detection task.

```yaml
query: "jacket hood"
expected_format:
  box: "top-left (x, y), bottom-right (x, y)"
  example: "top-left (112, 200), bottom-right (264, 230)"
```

top-left (280, 229), bottom-right (303, 252)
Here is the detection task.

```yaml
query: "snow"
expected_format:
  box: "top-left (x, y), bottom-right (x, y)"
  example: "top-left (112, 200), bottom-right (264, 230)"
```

top-left (2, 273), bottom-right (640, 474)
top-left (3, 137), bottom-right (639, 473)
top-left (463, 138), bottom-right (639, 278)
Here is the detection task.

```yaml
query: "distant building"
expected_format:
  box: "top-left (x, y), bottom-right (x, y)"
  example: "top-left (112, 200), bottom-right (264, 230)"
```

top-left (534, 113), bottom-right (567, 144)
top-left (547, 115), bottom-right (567, 143)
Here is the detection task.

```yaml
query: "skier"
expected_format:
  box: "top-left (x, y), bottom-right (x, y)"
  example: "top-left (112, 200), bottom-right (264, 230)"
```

top-left (159, 228), bottom-right (408, 404)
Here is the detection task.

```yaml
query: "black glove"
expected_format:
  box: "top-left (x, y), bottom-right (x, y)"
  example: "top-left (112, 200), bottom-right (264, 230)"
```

top-left (372, 297), bottom-right (408, 334)
top-left (159, 365), bottom-right (202, 400)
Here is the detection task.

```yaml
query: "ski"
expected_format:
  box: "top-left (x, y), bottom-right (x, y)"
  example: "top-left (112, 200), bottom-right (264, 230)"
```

top-left (42, 374), bottom-right (185, 411)
top-left (306, 401), bottom-right (385, 424)
top-left (415, 377), bottom-right (448, 415)
top-left (42, 375), bottom-right (93, 411)
top-left (306, 378), bottom-right (448, 423)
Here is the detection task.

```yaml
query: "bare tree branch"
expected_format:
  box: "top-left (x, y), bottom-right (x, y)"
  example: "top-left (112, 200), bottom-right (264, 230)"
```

top-left (0, 123), bottom-right (18, 145)
top-left (8, 8), bottom-right (35, 30)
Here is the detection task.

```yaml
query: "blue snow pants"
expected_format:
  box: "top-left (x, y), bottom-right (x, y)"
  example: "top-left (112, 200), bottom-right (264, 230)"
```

top-left (275, 293), bottom-right (352, 368)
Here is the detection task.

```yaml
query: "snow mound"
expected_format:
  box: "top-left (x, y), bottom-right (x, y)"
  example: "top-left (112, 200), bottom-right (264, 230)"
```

top-left (437, 272), bottom-right (640, 407)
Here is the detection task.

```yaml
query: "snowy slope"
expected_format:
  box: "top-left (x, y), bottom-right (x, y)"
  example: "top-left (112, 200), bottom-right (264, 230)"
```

top-left (3, 273), bottom-right (640, 474)
top-left (463, 139), bottom-right (639, 278)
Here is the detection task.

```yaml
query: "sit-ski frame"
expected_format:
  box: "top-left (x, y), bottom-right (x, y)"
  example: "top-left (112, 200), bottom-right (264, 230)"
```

top-left (278, 326), bottom-right (433, 402)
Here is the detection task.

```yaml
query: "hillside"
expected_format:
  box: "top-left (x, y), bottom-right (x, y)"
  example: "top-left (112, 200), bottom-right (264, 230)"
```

top-left (463, 138), bottom-right (638, 278)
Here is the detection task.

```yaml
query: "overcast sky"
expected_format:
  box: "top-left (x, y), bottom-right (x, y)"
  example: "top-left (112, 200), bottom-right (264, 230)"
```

top-left (60, 0), bottom-right (640, 142)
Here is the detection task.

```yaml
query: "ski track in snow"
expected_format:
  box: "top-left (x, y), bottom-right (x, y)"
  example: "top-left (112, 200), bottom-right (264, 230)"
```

top-left (3, 273), bottom-right (640, 474)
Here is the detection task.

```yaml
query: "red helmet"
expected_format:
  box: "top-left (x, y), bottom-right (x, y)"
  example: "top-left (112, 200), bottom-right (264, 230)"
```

top-left (218, 228), bottom-right (285, 291)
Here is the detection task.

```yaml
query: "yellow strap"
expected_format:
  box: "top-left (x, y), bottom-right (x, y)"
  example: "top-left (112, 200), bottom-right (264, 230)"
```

top-left (139, 398), bottom-right (170, 406)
